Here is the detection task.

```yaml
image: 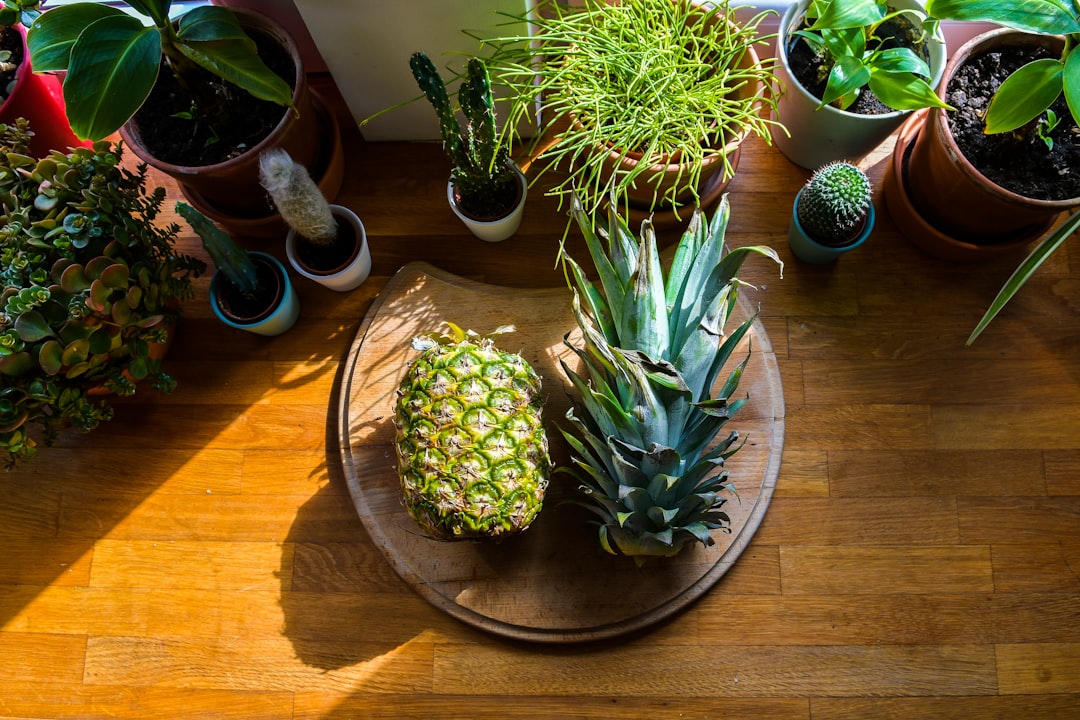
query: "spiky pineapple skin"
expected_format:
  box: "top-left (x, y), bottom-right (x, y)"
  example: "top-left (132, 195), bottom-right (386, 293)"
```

top-left (394, 331), bottom-right (551, 540)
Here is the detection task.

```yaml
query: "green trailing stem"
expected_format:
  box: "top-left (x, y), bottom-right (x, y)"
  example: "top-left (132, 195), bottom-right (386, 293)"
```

top-left (796, 161), bottom-right (872, 245)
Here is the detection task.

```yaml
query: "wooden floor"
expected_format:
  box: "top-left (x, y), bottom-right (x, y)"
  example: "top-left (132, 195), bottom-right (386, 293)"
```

top-left (2, 75), bottom-right (1079, 719)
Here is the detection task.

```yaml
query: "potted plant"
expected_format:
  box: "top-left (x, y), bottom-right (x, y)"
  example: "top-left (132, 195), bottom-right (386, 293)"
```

top-left (0, 119), bottom-right (204, 468)
top-left (26, 0), bottom-right (343, 236)
top-left (482, 0), bottom-right (780, 220)
top-left (408, 51), bottom-right (526, 243)
top-left (884, 1), bottom-right (1080, 260)
top-left (258, 148), bottom-right (370, 291)
top-left (178, 203), bottom-right (299, 337)
top-left (788, 161), bottom-right (875, 263)
top-left (773, 0), bottom-right (949, 169)
top-left (558, 192), bottom-right (782, 558)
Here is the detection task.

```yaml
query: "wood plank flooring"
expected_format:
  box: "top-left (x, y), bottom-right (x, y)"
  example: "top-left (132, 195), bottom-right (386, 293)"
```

top-left (1, 75), bottom-right (1078, 718)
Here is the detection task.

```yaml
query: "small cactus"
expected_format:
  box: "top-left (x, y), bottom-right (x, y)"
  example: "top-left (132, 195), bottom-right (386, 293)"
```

top-left (177, 202), bottom-right (259, 297)
top-left (409, 52), bottom-right (517, 217)
top-left (258, 149), bottom-right (337, 246)
top-left (796, 161), bottom-right (873, 246)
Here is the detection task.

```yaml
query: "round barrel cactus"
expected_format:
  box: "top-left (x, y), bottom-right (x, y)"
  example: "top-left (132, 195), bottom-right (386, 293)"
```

top-left (796, 161), bottom-right (872, 246)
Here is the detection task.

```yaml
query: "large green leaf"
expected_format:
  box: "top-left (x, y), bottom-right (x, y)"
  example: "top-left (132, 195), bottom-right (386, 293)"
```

top-left (63, 14), bottom-right (161, 140)
top-left (808, 0), bottom-right (885, 30)
top-left (868, 69), bottom-right (951, 111)
top-left (177, 7), bottom-right (294, 108)
top-left (124, 0), bottom-right (173, 27)
top-left (1063, 47), bottom-right (1080, 127)
top-left (925, 0), bottom-right (1080, 35)
top-left (985, 58), bottom-right (1064, 134)
top-left (821, 54), bottom-right (870, 109)
top-left (26, 2), bottom-right (127, 72)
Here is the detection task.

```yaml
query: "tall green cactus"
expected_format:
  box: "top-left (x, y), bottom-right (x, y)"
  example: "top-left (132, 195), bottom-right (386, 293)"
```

top-left (410, 52), bottom-right (517, 217)
top-left (796, 161), bottom-right (873, 246)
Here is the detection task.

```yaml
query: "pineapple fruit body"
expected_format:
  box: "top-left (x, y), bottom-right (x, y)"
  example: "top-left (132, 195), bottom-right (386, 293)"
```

top-left (394, 323), bottom-right (551, 540)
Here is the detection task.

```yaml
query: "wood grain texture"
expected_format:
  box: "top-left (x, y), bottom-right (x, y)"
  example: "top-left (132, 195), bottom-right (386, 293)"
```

top-left (0, 74), bottom-right (1078, 715)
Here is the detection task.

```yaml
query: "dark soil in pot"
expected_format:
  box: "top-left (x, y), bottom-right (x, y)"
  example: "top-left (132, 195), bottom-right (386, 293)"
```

top-left (454, 173), bottom-right (522, 221)
top-left (945, 44), bottom-right (1080, 202)
top-left (215, 255), bottom-right (285, 325)
top-left (128, 26), bottom-right (295, 167)
top-left (787, 10), bottom-right (930, 116)
top-left (295, 220), bottom-right (360, 276)
top-left (0, 26), bottom-right (23, 104)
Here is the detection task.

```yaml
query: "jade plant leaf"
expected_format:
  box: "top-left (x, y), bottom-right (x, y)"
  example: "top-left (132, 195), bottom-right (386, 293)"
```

top-left (60, 263), bottom-right (91, 293)
top-left (37, 340), bottom-right (63, 376)
top-left (14, 311), bottom-right (55, 343)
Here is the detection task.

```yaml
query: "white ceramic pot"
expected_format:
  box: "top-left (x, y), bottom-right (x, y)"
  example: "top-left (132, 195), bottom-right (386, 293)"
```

top-left (447, 162), bottom-right (527, 243)
top-left (210, 251), bottom-right (300, 336)
top-left (788, 188), bottom-right (875, 264)
top-left (285, 205), bottom-right (371, 292)
top-left (772, 0), bottom-right (947, 169)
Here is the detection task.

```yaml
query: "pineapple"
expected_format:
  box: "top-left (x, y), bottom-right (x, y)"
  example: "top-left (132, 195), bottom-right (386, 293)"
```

top-left (560, 195), bottom-right (782, 559)
top-left (394, 323), bottom-right (552, 540)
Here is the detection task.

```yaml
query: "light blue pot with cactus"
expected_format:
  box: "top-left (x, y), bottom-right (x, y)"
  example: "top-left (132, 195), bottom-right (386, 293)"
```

top-left (789, 161), bottom-right (875, 263)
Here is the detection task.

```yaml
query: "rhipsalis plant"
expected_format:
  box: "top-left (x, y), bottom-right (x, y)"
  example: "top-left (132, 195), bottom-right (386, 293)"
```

top-left (258, 149), bottom-right (337, 246)
top-left (797, 161), bottom-right (873, 245)
top-left (559, 194), bottom-right (782, 560)
top-left (409, 51), bottom-right (518, 218)
top-left (926, 0), bottom-right (1080, 133)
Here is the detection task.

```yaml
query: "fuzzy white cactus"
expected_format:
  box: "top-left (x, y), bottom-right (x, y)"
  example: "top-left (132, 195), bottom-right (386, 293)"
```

top-left (259, 149), bottom-right (337, 245)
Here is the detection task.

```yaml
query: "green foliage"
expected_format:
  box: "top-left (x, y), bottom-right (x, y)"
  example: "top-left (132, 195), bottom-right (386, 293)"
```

top-left (796, 0), bottom-right (950, 112)
top-left (409, 52), bottom-right (517, 218)
top-left (175, 201), bottom-right (257, 298)
top-left (0, 1), bottom-right (40, 27)
top-left (796, 161), bottom-right (873, 245)
top-left (926, 0), bottom-right (1080, 133)
top-left (25, 0), bottom-right (294, 141)
top-left (480, 0), bottom-right (780, 216)
top-left (0, 119), bottom-right (205, 468)
top-left (558, 193), bottom-right (782, 559)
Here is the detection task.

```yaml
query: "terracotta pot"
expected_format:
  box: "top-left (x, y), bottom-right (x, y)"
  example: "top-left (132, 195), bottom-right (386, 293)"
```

top-left (884, 110), bottom-right (1051, 262)
top-left (904, 29), bottom-right (1080, 246)
top-left (119, 8), bottom-right (327, 221)
top-left (772, 0), bottom-right (947, 170)
top-left (178, 87), bottom-right (345, 239)
top-left (0, 23), bottom-right (87, 158)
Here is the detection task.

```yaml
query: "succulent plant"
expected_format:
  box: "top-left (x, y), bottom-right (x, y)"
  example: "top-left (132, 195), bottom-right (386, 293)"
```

top-left (796, 161), bottom-right (873, 246)
top-left (0, 119), bottom-right (204, 468)
top-left (258, 149), bottom-right (337, 246)
top-left (176, 201), bottom-right (259, 298)
top-left (409, 52), bottom-right (518, 218)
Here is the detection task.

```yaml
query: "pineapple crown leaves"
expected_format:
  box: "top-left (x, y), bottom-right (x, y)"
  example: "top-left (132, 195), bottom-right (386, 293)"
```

top-left (796, 161), bottom-right (873, 244)
top-left (258, 149), bottom-right (337, 245)
top-left (411, 321), bottom-right (516, 353)
top-left (558, 194), bottom-right (783, 558)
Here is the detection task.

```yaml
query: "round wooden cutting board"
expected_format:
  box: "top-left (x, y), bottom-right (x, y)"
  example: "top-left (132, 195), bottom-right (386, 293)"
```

top-left (337, 262), bottom-right (785, 642)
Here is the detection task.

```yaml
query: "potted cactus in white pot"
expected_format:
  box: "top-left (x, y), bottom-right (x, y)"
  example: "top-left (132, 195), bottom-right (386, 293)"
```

top-left (258, 148), bottom-right (370, 292)
top-left (409, 51), bottom-right (526, 242)
top-left (179, 203), bottom-right (299, 337)
top-left (788, 161), bottom-right (875, 263)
